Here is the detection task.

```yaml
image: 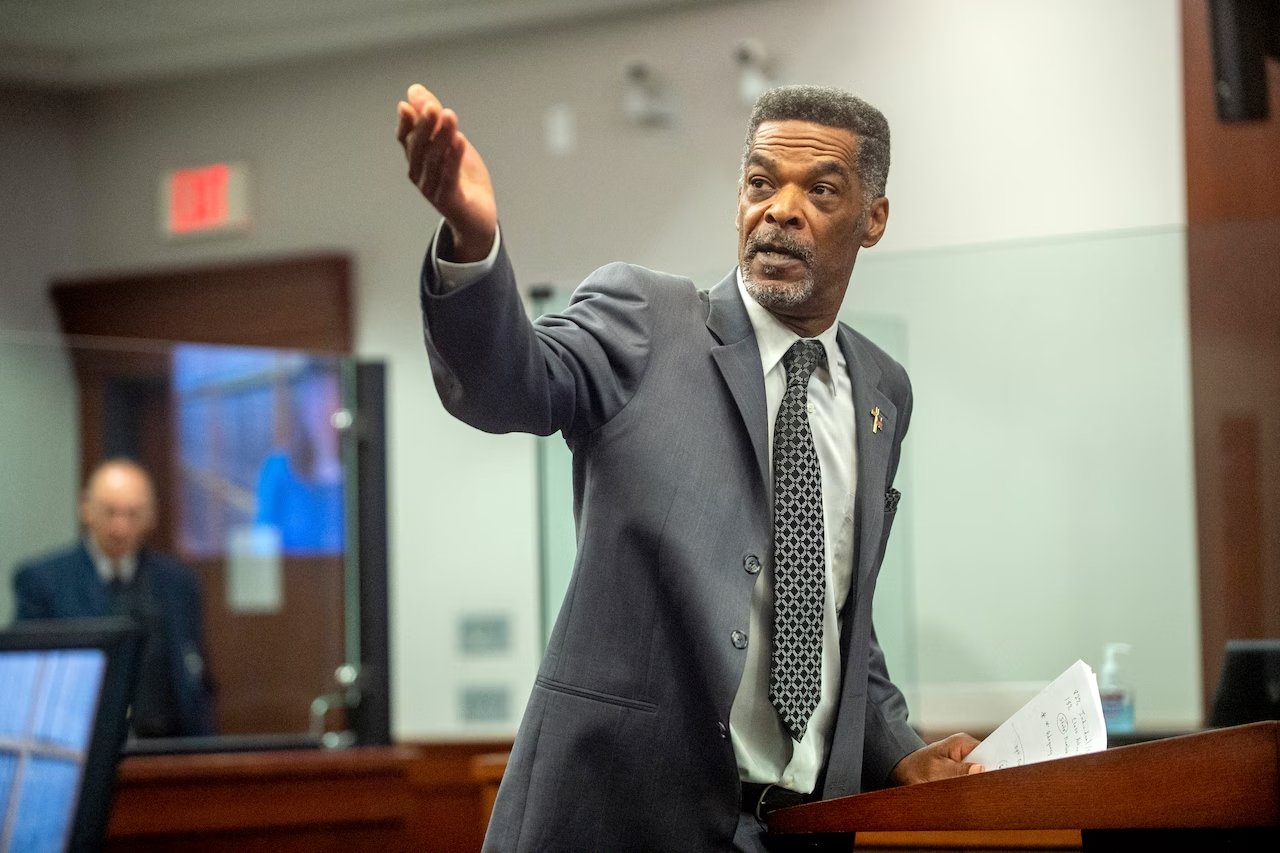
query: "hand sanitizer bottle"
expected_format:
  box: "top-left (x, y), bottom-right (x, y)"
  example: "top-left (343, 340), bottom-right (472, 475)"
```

top-left (1099, 642), bottom-right (1135, 735)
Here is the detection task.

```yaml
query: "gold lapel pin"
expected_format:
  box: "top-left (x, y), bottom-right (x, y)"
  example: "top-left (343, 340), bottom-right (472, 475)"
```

top-left (870, 406), bottom-right (885, 434)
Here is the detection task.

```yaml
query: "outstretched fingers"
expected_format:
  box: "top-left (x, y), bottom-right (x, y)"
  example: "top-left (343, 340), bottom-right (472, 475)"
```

top-left (395, 101), bottom-right (417, 147)
top-left (417, 109), bottom-right (458, 198)
top-left (430, 130), bottom-right (468, 209)
top-left (405, 104), bottom-right (445, 188)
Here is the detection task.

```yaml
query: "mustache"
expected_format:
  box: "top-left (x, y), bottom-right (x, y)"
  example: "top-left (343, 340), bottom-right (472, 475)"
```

top-left (745, 231), bottom-right (815, 266)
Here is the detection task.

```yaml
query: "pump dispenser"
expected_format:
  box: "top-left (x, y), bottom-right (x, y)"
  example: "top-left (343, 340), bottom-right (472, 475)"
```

top-left (1099, 642), bottom-right (1135, 734)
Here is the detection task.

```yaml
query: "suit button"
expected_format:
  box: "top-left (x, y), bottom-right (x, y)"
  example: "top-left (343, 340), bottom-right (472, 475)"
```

top-left (717, 721), bottom-right (727, 739)
top-left (731, 630), bottom-right (748, 649)
top-left (743, 554), bottom-right (761, 575)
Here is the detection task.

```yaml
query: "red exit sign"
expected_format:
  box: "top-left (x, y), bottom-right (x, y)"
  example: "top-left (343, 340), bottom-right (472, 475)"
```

top-left (160, 162), bottom-right (250, 236)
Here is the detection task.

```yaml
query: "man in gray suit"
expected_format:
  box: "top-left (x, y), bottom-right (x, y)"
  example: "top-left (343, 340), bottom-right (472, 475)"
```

top-left (397, 82), bottom-right (983, 851)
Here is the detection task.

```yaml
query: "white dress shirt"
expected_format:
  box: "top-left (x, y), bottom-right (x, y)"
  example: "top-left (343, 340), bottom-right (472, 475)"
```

top-left (430, 224), bottom-right (502, 291)
top-left (86, 535), bottom-right (137, 583)
top-left (728, 270), bottom-right (857, 795)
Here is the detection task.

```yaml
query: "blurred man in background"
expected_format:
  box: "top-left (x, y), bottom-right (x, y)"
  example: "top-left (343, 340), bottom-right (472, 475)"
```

top-left (12, 458), bottom-right (216, 738)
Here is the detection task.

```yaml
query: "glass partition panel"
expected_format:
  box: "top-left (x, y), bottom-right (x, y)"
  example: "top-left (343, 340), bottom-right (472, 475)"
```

top-left (535, 225), bottom-right (1202, 732)
top-left (848, 225), bottom-right (1199, 729)
top-left (0, 331), bottom-right (369, 748)
top-left (532, 286), bottom-right (577, 646)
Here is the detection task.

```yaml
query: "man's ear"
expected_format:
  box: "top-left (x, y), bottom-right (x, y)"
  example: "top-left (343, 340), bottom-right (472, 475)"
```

top-left (861, 197), bottom-right (889, 248)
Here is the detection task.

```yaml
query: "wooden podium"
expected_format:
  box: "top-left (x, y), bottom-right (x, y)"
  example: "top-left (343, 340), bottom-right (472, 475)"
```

top-left (769, 721), bottom-right (1279, 851)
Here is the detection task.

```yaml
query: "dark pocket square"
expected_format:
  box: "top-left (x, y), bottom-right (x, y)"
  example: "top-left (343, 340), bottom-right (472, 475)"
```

top-left (884, 488), bottom-right (901, 513)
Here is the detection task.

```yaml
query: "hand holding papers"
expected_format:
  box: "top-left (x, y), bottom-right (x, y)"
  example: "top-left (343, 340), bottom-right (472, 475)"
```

top-left (966, 660), bottom-right (1107, 771)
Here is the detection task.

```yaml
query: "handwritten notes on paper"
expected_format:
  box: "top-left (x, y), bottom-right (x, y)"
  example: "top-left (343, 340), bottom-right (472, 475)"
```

top-left (966, 660), bottom-right (1107, 771)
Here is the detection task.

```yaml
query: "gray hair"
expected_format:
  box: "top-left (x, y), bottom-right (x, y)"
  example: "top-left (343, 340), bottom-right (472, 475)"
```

top-left (742, 85), bottom-right (891, 201)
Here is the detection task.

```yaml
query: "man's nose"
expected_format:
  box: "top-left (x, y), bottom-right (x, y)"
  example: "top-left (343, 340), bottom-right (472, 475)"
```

top-left (764, 188), bottom-right (804, 228)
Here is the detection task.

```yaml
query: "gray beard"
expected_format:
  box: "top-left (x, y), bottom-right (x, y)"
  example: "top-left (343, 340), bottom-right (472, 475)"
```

top-left (742, 266), bottom-right (815, 309)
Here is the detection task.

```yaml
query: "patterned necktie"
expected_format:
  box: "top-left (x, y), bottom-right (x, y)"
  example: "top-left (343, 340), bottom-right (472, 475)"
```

top-left (770, 339), bottom-right (827, 742)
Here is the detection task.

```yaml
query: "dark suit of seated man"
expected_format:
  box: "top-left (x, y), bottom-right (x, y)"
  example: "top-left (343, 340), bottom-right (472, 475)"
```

top-left (13, 458), bottom-right (216, 738)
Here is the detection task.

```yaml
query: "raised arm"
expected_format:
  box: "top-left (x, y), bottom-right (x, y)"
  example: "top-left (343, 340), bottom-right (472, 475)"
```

top-left (397, 84), bottom-right (655, 442)
top-left (395, 84), bottom-right (498, 263)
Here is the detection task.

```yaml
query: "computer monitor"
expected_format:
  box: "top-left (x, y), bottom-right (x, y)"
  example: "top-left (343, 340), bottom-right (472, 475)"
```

top-left (0, 618), bottom-right (142, 853)
top-left (1209, 638), bottom-right (1280, 727)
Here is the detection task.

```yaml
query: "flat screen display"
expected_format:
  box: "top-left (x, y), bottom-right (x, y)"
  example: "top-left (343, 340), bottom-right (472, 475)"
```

top-left (0, 649), bottom-right (106, 853)
top-left (0, 620), bottom-right (141, 853)
top-left (173, 345), bottom-right (346, 557)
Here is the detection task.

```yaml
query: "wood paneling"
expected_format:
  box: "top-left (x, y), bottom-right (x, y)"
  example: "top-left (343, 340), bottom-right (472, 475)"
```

top-left (51, 254), bottom-right (351, 352)
top-left (107, 746), bottom-right (416, 852)
top-left (1186, 217), bottom-right (1280, 712)
top-left (404, 740), bottom-right (513, 852)
top-left (196, 555), bottom-right (346, 734)
top-left (470, 752), bottom-right (508, 833)
top-left (1184, 0), bottom-right (1280, 225)
top-left (1219, 417), bottom-right (1266, 639)
top-left (1182, 0), bottom-right (1280, 719)
top-left (853, 830), bottom-right (1081, 850)
top-left (106, 740), bottom-right (513, 852)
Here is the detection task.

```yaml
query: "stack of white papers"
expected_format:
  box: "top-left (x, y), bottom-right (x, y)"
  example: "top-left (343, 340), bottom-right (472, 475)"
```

top-left (966, 659), bottom-right (1107, 771)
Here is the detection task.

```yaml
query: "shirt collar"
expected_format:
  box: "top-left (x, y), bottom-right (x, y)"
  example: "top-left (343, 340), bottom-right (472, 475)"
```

top-left (735, 268), bottom-right (844, 394)
top-left (85, 535), bottom-right (138, 583)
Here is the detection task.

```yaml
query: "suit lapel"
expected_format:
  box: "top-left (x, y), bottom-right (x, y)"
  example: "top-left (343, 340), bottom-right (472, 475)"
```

top-left (706, 271), bottom-right (769, 488)
top-left (819, 326), bottom-right (899, 798)
top-left (838, 326), bottom-right (897, 588)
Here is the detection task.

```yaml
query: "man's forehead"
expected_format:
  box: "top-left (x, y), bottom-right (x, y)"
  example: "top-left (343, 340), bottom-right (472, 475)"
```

top-left (748, 119), bottom-right (860, 165)
top-left (86, 465), bottom-right (152, 503)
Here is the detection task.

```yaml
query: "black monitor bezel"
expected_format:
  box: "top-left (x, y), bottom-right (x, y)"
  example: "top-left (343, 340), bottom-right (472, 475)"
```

top-left (1210, 638), bottom-right (1280, 728)
top-left (0, 617), bottom-right (143, 853)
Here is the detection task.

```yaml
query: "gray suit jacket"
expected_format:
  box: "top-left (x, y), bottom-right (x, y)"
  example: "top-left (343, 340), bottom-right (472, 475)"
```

top-left (420, 242), bottom-right (923, 851)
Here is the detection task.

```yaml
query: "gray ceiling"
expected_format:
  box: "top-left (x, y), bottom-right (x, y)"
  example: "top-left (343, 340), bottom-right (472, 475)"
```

top-left (0, 0), bottom-right (734, 89)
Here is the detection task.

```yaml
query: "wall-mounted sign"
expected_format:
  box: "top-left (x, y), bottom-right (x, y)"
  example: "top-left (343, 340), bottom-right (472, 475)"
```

top-left (159, 162), bottom-right (250, 237)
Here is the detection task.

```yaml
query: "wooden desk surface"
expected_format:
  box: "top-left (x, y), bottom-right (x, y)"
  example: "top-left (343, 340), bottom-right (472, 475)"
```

top-left (773, 723), bottom-right (1279, 838)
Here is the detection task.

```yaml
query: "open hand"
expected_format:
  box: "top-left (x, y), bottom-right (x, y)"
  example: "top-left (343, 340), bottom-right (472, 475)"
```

top-left (396, 84), bottom-right (498, 262)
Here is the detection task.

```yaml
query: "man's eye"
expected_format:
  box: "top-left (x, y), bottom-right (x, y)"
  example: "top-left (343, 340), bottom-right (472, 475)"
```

top-left (749, 177), bottom-right (768, 189)
top-left (812, 184), bottom-right (834, 196)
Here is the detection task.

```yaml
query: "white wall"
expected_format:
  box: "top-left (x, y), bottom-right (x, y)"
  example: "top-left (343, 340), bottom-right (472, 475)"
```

top-left (11, 0), bottom-right (1192, 735)
top-left (0, 89), bottom-right (84, 624)
top-left (0, 91), bottom-right (84, 333)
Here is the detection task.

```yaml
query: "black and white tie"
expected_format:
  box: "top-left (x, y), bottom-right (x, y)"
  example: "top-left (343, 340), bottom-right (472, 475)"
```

top-left (770, 339), bottom-right (826, 742)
